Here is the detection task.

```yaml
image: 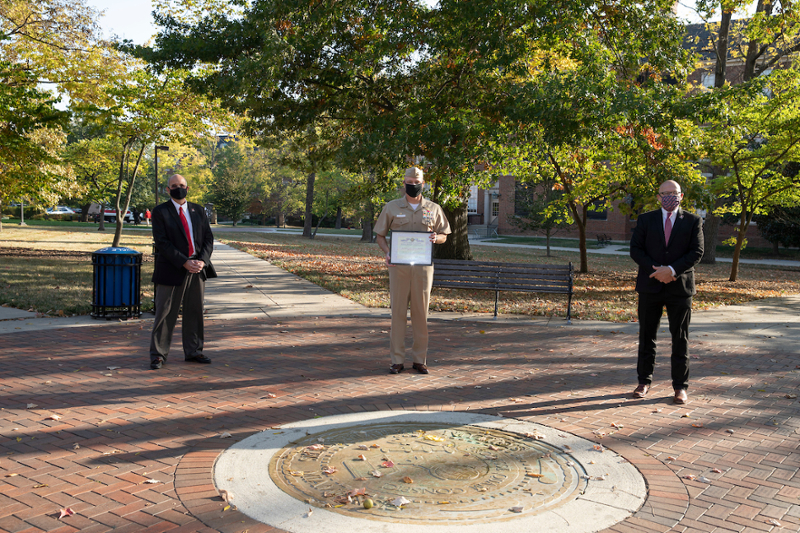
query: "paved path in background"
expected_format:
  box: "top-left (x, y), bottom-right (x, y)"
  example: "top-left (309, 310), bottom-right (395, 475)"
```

top-left (0, 243), bottom-right (798, 533)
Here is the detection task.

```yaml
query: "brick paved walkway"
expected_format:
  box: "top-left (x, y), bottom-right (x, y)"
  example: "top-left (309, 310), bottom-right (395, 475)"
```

top-left (1, 313), bottom-right (798, 532)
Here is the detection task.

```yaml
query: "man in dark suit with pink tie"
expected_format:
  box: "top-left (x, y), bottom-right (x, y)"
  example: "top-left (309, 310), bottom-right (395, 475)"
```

top-left (630, 180), bottom-right (704, 404)
top-left (149, 174), bottom-right (217, 370)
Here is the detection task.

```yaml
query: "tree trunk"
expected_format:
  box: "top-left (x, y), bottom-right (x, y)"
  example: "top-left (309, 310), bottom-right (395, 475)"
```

top-left (361, 201), bottom-right (375, 242)
top-left (700, 213), bottom-right (719, 264)
top-left (729, 220), bottom-right (749, 282)
top-left (433, 203), bottom-right (472, 260)
top-left (545, 230), bottom-right (552, 257)
top-left (772, 240), bottom-right (780, 255)
top-left (743, 0), bottom-right (770, 82)
top-left (80, 203), bottom-right (91, 223)
top-left (98, 214), bottom-right (106, 232)
top-left (335, 206), bottom-right (342, 229)
top-left (714, 9), bottom-right (732, 87)
top-left (277, 211), bottom-right (285, 227)
top-left (302, 171), bottom-right (315, 238)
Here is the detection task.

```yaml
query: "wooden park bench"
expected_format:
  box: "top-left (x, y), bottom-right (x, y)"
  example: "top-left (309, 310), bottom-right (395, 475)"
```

top-left (432, 259), bottom-right (574, 323)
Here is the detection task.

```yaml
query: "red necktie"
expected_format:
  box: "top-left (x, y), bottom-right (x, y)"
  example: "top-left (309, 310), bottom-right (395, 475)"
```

top-left (664, 213), bottom-right (672, 246)
top-left (180, 206), bottom-right (195, 257)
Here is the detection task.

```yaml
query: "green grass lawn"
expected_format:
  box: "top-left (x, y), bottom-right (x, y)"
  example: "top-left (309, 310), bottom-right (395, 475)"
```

top-left (0, 226), bottom-right (156, 316)
top-left (491, 236), bottom-right (606, 249)
top-left (2, 226), bottom-right (799, 321)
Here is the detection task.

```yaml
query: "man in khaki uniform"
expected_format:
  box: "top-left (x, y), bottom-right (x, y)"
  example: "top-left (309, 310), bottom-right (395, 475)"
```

top-left (375, 167), bottom-right (452, 374)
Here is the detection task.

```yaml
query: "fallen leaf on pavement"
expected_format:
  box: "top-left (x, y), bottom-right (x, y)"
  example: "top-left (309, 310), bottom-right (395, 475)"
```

top-left (403, 476), bottom-right (414, 483)
top-left (306, 444), bottom-right (324, 451)
top-left (711, 468), bottom-right (723, 474)
top-left (683, 474), bottom-right (696, 481)
top-left (26, 404), bottom-right (37, 409)
top-left (767, 519), bottom-right (781, 526)
top-left (46, 414), bottom-right (61, 421)
top-left (371, 470), bottom-right (382, 478)
top-left (423, 435), bottom-right (445, 442)
top-left (144, 479), bottom-right (160, 484)
top-left (322, 467), bottom-right (337, 475)
top-left (509, 506), bottom-right (523, 513)
top-left (58, 508), bottom-right (75, 520)
top-left (219, 432), bottom-right (232, 438)
top-left (381, 461), bottom-right (394, 468)
top-left (391, 496), bottom-right (410, 507)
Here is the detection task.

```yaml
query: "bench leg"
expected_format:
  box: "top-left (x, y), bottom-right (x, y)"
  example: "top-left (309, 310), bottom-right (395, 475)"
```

top-left (494, 290), bottom-right (499, 319)
top-left (566, 293), bottom-right (573, 325)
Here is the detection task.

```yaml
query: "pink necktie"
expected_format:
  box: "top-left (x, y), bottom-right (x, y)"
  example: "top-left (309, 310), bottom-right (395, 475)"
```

top-left (180, 207), bottom-right (195, 257)
top-left (664, 213), bottom-right (672, 245)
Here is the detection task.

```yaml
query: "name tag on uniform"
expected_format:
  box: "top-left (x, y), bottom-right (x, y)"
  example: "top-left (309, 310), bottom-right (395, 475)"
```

top-left (396, 214), bottom-right (406, 218)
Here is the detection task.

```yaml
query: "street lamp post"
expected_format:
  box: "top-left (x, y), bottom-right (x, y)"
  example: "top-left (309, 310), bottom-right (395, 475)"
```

top-left (154, 145), bottom-right (169, 206)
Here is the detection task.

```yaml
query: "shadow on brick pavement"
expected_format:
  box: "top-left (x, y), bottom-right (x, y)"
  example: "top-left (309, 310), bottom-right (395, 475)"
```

top-left (0, 244), bottom-right (799, 532)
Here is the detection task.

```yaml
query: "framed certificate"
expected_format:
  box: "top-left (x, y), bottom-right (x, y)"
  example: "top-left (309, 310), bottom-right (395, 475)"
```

top-left (390, 231), bottom-right (433, 265)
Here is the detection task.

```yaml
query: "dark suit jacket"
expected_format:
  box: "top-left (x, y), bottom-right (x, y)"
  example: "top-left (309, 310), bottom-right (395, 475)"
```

top-left (151, 200), bottom-right (217, 286)
top-left (630, 208), bottom-right (704, 297)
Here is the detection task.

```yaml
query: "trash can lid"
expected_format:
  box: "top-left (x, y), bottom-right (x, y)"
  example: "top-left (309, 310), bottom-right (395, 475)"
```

top-left (93, 246), bottom-right (142, 255)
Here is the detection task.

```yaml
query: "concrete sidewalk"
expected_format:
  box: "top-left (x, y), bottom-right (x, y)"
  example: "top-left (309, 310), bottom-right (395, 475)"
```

top-left (0, 242), bottom-right (798, 533)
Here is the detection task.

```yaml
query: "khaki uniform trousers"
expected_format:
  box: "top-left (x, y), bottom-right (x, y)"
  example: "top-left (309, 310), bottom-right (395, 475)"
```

top-left (389, 264), bottom-right (434, 365)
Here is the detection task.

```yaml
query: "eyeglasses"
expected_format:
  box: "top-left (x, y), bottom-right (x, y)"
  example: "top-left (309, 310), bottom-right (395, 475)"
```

top-left (658, 192), bottom-right (681, 198)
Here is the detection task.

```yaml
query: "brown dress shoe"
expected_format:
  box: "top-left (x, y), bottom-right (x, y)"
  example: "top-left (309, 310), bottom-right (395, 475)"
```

top-left (632, 384), bottom-right (649, 398)
top-left (673, 389), bottom-right (688, 405)
top-left (389, 364), bottom-right (404, 374)
top-left (412, 363), bottom-right (429, 374)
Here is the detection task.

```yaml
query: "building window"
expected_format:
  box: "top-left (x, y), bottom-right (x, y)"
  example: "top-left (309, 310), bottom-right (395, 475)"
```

top-left (701, 72), bottom-right (714, 89)
top-left (514, 182), bottom-right (535, 216)
top-left (586, 200), bottom-right (607, 221)
top-left (467, 185), bottom-right (478, 214)
top-left (492, 200), bottom-right (500, 217)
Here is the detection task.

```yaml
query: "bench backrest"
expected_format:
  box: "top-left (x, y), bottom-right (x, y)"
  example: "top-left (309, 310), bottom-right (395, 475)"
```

top-left (432, 259), bottom-right (573, 294)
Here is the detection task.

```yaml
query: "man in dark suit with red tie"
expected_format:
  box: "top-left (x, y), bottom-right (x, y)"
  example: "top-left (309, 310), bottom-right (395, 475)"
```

top-left (149, 174), bottom-right (217, 370)
top-left (630, 180), bottom-right (704, 404)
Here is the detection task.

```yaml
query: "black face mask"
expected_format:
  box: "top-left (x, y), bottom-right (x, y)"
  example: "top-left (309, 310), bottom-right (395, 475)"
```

top-left (169, 187), bottom-right (188, 200)
top-left (405, 183), bottom-right (423, 197)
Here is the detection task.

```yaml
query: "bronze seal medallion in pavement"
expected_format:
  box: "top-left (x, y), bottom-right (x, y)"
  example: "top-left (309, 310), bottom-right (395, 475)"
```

top-left (269, 422), bottom-right (585, 524)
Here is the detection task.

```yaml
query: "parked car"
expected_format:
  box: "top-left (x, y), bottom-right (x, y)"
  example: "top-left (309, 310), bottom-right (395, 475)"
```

top-left (101, 208), bottom-right (134, 223)
top-left (46, 206), bottom-right (76, 215)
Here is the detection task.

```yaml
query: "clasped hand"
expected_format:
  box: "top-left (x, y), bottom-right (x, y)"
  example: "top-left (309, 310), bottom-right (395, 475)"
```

top-left (183, 259), bottom-right (205, 274)
top-left (650, 265), bottom-right (675, 283)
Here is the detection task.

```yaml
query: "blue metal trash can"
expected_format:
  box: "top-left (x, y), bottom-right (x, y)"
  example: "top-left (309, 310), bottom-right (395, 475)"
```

top-left (91, 247), bottom-right (143, 319)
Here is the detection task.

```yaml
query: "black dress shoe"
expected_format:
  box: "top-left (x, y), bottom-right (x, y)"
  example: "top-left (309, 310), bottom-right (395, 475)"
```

top-left (150, 357), bottom-right (164, 370)
top-left (186, 355), bottom-right (212, 364)
top-left (412, 363), bottom-right (429, 374)
top-left (389, 364), bottom-right (404, 374)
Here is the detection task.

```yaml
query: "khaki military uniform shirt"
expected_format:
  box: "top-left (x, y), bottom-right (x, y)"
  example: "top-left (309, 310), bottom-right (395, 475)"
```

top-left (373, 196), bottom-right (451, 241)
top-left (374, 196), bottom-right (451, 365)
